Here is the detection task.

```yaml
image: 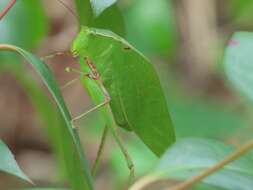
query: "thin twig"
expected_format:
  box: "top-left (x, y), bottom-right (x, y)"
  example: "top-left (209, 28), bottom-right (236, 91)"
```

top-left (167, 140), bottom-right (253, 190)
top-left (91, 125), bottom-right (109, 177)
top-left (129, 174), bottom-right (161, 190)
top-left (0, 0), bottom-right (17, 20)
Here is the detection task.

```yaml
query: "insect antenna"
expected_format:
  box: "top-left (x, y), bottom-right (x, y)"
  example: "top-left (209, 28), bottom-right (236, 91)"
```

top-left (40, 0), bottom-right (80, 61)
top-left (55, 0), bottom-right (79, 22)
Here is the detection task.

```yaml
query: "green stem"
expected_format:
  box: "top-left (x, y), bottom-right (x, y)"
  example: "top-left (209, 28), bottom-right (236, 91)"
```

top-left (91, 125), bottom-right (109, 177)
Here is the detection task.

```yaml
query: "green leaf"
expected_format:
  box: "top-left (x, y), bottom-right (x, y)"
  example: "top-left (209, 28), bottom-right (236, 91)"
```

top-left (154, 138), bottom-right (253, 190)
top-left (169, 97), bottom-right (250, 140)
top-left (72, 27), bottom-right (175, 156)
top-left (74, 0), bottom-right (124, 36)
top-left (0, 64), bottom-right (67, 181)
top-left (0, 0), bottom-right (48, 69)
top-left (224, 32), bottom-right (253, 102)
top-left (229, 0), bottom-right (253, 24)
top-left (74, 0), bottom-right (93, 26)
top-left (91, 5), bottom-right (125, 36)
top-left (123, 0), bottom-right (176, 55)
top-left (74, 0), bottom-right (117, 21)
top-left (153, 64), bottom-right (251, 142)
top-left (90, 0), bottom-right (117, 17)
top-left (0, 0), bottom-right (47, 49)
top-left (0, 139), bottom-right (32, 184)
top-left (0, 44), bottom-right (93, 190)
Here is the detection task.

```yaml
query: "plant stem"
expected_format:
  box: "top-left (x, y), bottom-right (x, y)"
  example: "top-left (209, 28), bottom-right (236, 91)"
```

top-left (168, 140), bottom-right (253, 190)
top-left (0, 0), bottom-right (17, 20)
top-left (91, 125), bottom-right (109, 177)
top-left (0, 44), bottom-right (15, 50)
top-left (129, 174), bottom-right (161, 190)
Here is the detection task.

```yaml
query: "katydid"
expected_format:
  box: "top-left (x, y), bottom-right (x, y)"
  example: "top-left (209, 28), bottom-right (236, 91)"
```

top-left (68, 26), bottom-right (172, 172)
top-left (1, 0), bottom-right (175, 187)
top-left (69, 26), bottom-right (175, 156)
top-left (42, 1), bottom-right (175, 183)
top-left (42, 27), bottom-right (175, 185)
top-left (52, 25), bottom-right (176, 178)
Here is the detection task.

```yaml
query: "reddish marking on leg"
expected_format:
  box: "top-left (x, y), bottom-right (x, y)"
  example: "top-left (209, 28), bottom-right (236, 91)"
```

top-left (84, 57), bottom-right (100, 80)
top-left (228, 39), bottom-right (239, 47)
top-left (86, 73), bottom-right (99, 80)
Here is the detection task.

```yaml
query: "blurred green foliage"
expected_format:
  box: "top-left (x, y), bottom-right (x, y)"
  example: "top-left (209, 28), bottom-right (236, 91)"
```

top-left (1, 0), bottom-right (253, 190)
top-left (109, 136), bottom-right (158, 184)
top-left (154, 138), bottom-right (253, 190)
top-left (123, 0), bottom-right (176, 56)
top-left (169, 97), bottom-right (249, 140)
top-left (225, 32), bottom-right (253, 104)
top-left (75, 0), bottom-right (125, 36)
top-left (229, 0), bottom-right (253, 25)
top-left (0, 0), bottom-right (47, 49)
top-left (0, 0), bottom-right (48, 66)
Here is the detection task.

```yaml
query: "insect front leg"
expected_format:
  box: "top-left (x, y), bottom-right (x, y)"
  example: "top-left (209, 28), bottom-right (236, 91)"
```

top-left (70, 58), bottom-right (112, 127)
top-left (62, 66), bottom-right (111, 127)
top-left (61, 67), bottom-right (90, 89)
top-left (68, 57), bottom-right (135, 184)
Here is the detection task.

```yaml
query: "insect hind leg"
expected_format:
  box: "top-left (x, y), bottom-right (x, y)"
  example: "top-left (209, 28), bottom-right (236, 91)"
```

top-left (61, 67), bottom-right (92, 89)
top-left (84, 57), bottom-right (135, 184)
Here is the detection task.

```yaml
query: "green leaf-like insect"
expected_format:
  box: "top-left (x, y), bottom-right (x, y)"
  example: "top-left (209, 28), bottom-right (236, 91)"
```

top-left (70, 26), bottom-right (175, 156)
